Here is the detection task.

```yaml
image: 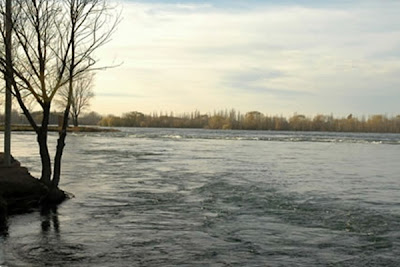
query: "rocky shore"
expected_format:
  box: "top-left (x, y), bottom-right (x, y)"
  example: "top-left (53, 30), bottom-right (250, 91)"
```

top-left (0, 153), bottom-right (66, 230)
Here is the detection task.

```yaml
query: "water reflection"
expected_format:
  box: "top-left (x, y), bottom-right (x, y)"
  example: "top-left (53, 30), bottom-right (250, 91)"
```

top-left (0, 239), bottom-right (4, 266)
top-left (2, 129), bottom-right (400, 266)
top-left (36, 205), bottom-right (87, 265)
top-left (40, 206), bottom-right (60, 234)
top-left (0, 199), bottom-right (7, 237)
top-left (0, 219), bottom-right (5, 266)
top-left (0, 205), bottom-right (81, 266)
top-left (0, 206), bottom-right (60, 239)
top-left (0, 220), bottom-right (7, 237)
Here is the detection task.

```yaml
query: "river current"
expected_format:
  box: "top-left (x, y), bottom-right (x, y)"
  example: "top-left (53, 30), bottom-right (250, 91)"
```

top-left (1, 128), bottom-right (400, 266)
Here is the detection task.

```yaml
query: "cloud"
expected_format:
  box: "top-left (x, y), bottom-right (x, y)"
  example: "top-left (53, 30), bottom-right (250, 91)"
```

top-left (221, 68), bottom-right (313, 98)
top-left (93, 0), bottom-right (400, 116)
top-left (96, 92), bottom-right (144, 98)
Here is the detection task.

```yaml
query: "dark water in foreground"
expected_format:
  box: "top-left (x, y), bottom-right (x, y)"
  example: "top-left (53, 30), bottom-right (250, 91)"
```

top-left (1, 128), bottom-right (400, 266)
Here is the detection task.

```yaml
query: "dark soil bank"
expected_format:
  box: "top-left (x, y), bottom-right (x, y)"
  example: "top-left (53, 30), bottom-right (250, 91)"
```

top-left (0, 153), bottom-right (66, 230)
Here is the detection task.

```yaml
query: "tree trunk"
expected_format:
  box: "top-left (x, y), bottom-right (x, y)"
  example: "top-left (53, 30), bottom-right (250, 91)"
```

top-left (52, 132), bottom-right (66, 188)
top-left (38, 129), bottom-right (52, 186)
top-left (73, 114), bottom-right (78, 127)
top-left (53, 81), bottom-right (73, 188)
top-left (3, 0), bottom-right (13, 167)
top-left (53, 7), bottom-right (76, 188)
top-left (38, 104), bottom-right (52, 186)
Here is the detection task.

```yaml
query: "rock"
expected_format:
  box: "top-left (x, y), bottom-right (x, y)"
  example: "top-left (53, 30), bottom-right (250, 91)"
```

top-left (0, 152), bottom-right (20, 167)
top-left (0, 153), bottom-right (62, 217)
top-left (43, 187), bottom-right (67, 206)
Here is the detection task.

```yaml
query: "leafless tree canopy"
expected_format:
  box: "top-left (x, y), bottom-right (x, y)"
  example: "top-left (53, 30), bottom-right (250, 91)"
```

top-left (56, 72), bottom-right (95, 127)
top-left (0, 0), bottom-right (119, 188)
top-left (0, 0), bottom-right (117, 103)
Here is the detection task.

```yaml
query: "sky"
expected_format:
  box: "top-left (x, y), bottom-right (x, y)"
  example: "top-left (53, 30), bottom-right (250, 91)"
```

top-left (92, 0), bottom-right (400, 117)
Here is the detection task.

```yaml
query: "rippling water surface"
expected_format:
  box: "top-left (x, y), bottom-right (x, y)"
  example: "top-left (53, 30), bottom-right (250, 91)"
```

top-left (1, 128), bottom-right (400, 266)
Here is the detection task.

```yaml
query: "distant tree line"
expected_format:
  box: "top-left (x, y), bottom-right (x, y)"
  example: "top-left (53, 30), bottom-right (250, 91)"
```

top-left (98, 110), bottom-right (400, 133)
top-left (2, 109), bottom-right (400, 133)
top-left (0, 110), bottom-right (102, 127)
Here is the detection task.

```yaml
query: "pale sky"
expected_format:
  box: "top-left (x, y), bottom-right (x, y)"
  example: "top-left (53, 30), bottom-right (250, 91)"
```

top-left (92, 0), bottom-right (400, 117)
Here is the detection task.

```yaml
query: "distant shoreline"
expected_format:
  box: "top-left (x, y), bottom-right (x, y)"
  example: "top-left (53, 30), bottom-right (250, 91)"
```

top-left (97, 112), bottom-right (400, 134)
top-left (2, 124), bottom-right (400, 134)
top-left (2, 111), bottom-right (400, 133)
top-left (0, 125), bottom-right (119, 133)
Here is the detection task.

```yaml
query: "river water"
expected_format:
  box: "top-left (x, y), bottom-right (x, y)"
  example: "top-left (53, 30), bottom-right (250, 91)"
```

top-left (1, 128), bottom-right (400, 266)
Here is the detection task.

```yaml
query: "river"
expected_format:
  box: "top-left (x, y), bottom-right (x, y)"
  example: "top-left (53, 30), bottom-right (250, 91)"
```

top-left (1, 128), bottom-right (400, 266)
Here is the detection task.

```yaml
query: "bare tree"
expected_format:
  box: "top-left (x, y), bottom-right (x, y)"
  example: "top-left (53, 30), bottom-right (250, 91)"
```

top-left (0, 0), bottom-right (118, 197)
top-left (56, 72), bottom-right (95, 127)
top-left (0, 83), bottom-right (4, 108)
top-left (2, 0), bottom-right (11, 166)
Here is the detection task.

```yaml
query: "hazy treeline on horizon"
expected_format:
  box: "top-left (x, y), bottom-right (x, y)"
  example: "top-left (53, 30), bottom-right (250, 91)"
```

top-left (1, 109), bottom-right (400, 133)
top-left (99, 110), bottom-right (400, 133)
top-left (0, 110), bottom-right (102, 127)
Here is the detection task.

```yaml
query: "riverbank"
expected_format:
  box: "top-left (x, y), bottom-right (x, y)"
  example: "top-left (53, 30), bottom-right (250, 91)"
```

top-left (98, 112), bottom-right (400, 133)
top-left (0, 125), bottom-right (119, 132)
top-left (0, 153), bottom-right (65, 231)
